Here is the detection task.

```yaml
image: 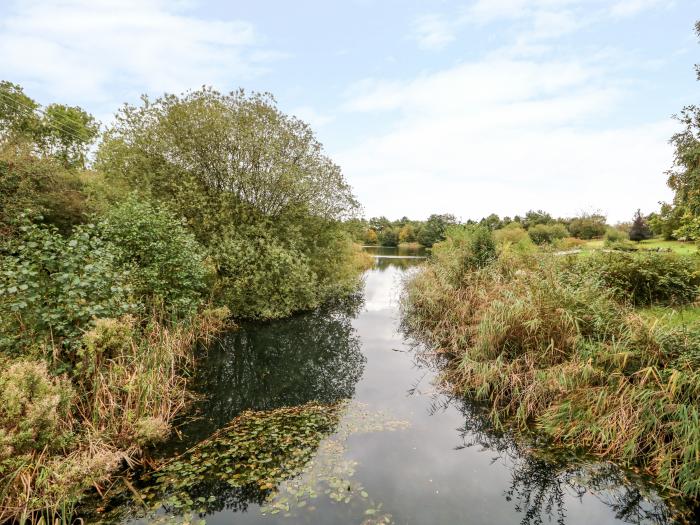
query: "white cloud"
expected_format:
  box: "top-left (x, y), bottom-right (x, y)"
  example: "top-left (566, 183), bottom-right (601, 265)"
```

top-left (445, 0), bottom-right (673, 54)
top-left (464, 0), bottom-right (671, 23)
top-left (608, 0), bottom-right (671, 18)
top-left (337, 57), bottom-right (675, 223)
top-left (0, 0), bottom-right (278, 115)
top-left (411, 14), bottom-right (456, 51)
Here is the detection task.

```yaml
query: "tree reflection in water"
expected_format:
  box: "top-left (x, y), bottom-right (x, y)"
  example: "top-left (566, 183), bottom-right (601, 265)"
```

top-left (82, 295), bottom-right (367, 523)
top-left (452, 400), bottom-right (686, 525)
top-left (167, 292), bottom-right (366, 452)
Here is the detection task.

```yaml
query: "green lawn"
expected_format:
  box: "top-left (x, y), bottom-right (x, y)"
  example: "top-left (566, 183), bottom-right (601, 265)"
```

top-left (639, 305), bottom-right (700, 328)
top-left (581, 237), bottom-right (698, 255)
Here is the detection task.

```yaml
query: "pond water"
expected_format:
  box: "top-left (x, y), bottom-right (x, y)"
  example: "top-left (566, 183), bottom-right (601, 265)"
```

top-left (108, 247), bottom-right (684, 525)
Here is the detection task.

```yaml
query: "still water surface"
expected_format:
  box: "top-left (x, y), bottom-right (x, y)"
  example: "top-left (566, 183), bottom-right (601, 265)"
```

top-left (122, 247), bottom-right (677, 525)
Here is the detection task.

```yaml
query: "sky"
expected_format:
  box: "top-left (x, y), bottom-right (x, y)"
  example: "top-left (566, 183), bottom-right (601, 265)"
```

top-left (0, 0), bottom-right (697, 223)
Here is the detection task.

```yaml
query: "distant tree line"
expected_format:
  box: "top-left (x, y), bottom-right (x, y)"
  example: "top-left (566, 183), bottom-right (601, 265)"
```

top-left (345, 209), bottom-right (654, 249)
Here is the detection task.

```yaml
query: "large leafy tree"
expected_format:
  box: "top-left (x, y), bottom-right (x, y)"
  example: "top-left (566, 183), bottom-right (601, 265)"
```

top-left (660, 22), bottom-right (700, 239)
top-left (417, 213), bottom-right (457, 247)
top-left (0, 81), bottom-right (98, 168)
top-left (97, 88), bottom-right (358, 240)
top-left (97, 87), bottom-right (362, 319)
top-left (0, 82), bottom-right (102, 235)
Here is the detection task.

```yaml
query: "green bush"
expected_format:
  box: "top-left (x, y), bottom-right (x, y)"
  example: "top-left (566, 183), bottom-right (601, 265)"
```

top-left (573, 252), bottom-right (700, 306)
top-left (212, 231), bottom-right (318, 319)
top-left (99, 196), bottom-right (210, 317)
top-left (494, 222), bottom-right (528, 244)
top-left (432, 226), bottom-right (496, 285)
top-left (378, 227), bottom-right (399, 247)
top-left (568, 214), bottom-right (607, 239)
top-left (0, 220), bottom-right (135, 356)
top-left (527, 223), bottom-right (569, 245)
top-left (604, 228), bottom-right (628, 243)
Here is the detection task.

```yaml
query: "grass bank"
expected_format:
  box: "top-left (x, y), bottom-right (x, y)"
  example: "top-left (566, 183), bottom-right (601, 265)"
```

top-left (403, 227), bottom-right (700, 503)
top-left (581, 237), bottom-right (698, 255)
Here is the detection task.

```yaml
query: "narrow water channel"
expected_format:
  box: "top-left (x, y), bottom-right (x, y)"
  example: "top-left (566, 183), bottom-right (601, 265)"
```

top-left (115, 247), bottom-right (678, 525)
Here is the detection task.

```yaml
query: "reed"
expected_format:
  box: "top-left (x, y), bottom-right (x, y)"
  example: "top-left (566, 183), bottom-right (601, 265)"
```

top-left (0, 307), bottom-right (228, 523)
top-left (403, 241), bottom-right (700, 499)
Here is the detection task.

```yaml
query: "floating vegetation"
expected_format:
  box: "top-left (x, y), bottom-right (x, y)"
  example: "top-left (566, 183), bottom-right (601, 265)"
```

top-left (93, 401), bottom-right (409, 524)
top-left (261, 402), bottom-right (409, 521)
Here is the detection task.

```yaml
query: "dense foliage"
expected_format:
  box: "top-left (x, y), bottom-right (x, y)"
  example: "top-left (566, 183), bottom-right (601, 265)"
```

top-left (650, 22), bottom-right (700, 240)
top-left (349, 208), bottom-right (655, 251)
top-left (97, 88), bottom-right (364, 319)
top-left (570, 252), bottom-right (700, 306)
top-left (0, 82), bottom-right (365, 521)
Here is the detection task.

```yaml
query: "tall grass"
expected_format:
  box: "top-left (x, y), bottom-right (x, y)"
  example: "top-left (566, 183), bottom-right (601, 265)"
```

top-left (403, 238), bottom-right (700, 500)
top-left (0, 308), bottom-right (228, 523)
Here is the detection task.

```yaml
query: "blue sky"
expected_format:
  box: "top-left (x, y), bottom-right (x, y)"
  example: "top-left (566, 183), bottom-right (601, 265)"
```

top-left (0, 0), bottom-right (697, 222)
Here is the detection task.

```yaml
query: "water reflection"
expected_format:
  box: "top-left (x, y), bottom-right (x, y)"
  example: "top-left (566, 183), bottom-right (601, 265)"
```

top-left (452, 401), bottom-right (677, 525)
top-left (176, 293), bottom-right (366, 449)
top-left (362, 245), bottom-right (427, 258)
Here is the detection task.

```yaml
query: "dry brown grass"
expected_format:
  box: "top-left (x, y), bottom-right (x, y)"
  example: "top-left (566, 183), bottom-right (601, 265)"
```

top-left (0, 307), bottom-right (229, 523)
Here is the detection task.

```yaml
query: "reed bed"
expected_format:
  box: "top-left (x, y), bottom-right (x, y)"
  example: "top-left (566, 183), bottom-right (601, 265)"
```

top-left (403, 241), bottom-right (700, 499)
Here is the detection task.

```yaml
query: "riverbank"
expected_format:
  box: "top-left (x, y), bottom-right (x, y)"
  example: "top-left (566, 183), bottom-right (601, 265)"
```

top-left (402, 227), bottom-right (700, 507)
top-left (77, 246), bottom-right (683, 525)
top-left (0, 85), bottom-right (370, 523)
top-left (0, 307), bottom-right (229, 523)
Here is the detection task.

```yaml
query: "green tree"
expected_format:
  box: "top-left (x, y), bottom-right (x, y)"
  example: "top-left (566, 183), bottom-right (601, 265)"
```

top-left (568, 212), bottom-right (607, 239)
top-left (479, 213), bottom-right (502, 231)
top-left (628, 209), bottom-right (653, 242)
top-left (528, 223), bottom-right (569, 245)
top-left (97, 87), bottom-right (361, 319)
top-left (98, 88), bottom-right (358, 239)
top-left (658, 22), bottom-right (700, 240)
top-left (0, 81), bottom-right (41, 142)
top-left (0, 81), bottom-right (98, 168)
top-left (378, 227), bottom-right (399, 247)
top-left (523, 210), bottom-right (553, 228)
top-left (417, 213), bottom-right (457, 247)
top-left (40, 104), bottom-right (99, 168)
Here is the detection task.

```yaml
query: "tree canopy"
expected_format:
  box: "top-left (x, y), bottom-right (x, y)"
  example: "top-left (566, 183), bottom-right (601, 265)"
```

top-left (98, 88), bottom-right (358, 239)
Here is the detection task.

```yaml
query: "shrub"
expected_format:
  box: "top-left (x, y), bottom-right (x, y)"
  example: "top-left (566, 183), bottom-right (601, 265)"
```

top-left (570, 252), bottom-right (700, 306)
top-left (494, 223), bottom-right (528, 244)
top-left (212, 232), bottom-right (318, 319)
top-left (527, 223), bottom-right (569, 245)
top-left (0, 359), bottom-right (75, 457)
top-left (568, 214), bottom-right (607, 239)
top-left (378, 227), bottom-right (399, 247)
top-left (604, 228), bottom-right (628, 243)
top-left (0, 144), bottom-right (92, 237)
top-left (552, 237), bottom-right (586, 250)
top-left (0, 220), bottom-right (135, 356)
top-left (432, 226), bottom-right (496, 285)
top-left (99, 196), bottom-right (210, 317)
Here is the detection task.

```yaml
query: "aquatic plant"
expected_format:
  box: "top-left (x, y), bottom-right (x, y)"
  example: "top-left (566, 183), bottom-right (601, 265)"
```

top-left (97, 402), bottom-right (409, 524)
